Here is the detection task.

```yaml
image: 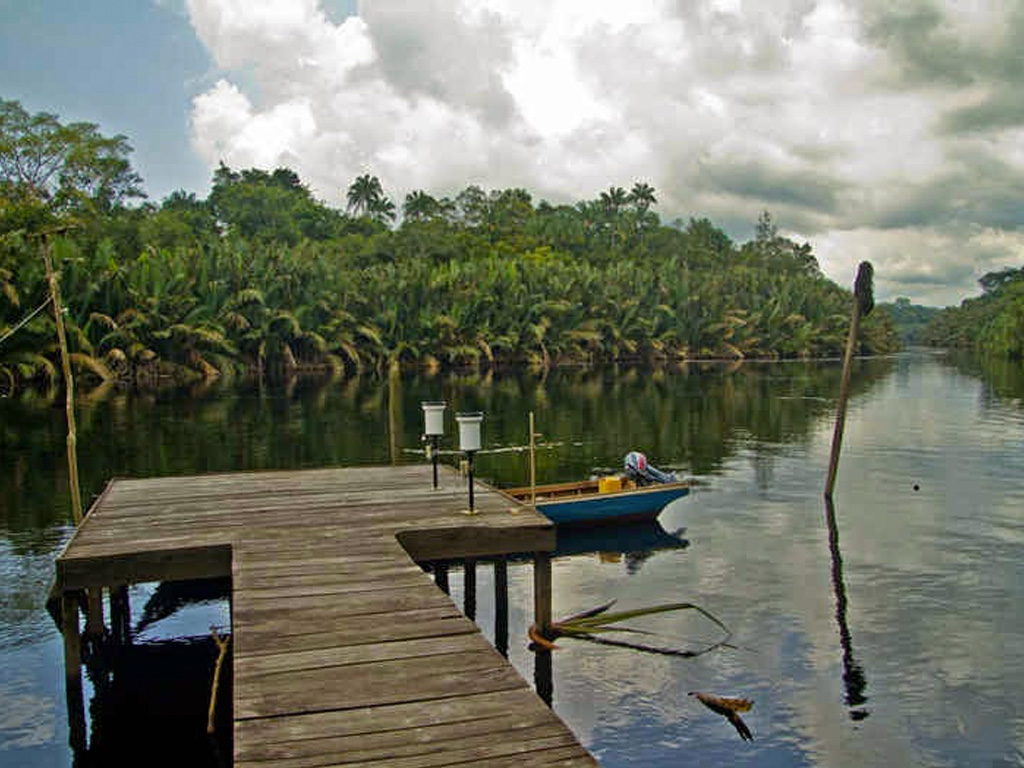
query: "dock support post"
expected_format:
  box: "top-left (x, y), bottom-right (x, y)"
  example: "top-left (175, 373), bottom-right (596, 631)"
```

top-left (84, 586), bottom-right (105, 639)
top-left (463, 559), bottom-right (477, 620)
top-left (109, 585), bottom-right (131, 648)
top-left (433, 562), bottom-right (450, 595)
top-left (62, 594), bottom-right (87, 754)
top-left (535, 648), bottom-right (553, 707)
top-left (494, 558), bottom-right (509, 657)
top-left (533, 552), bottom-right (552, 634)
top-left (533, 552), bottom-right (553, 705)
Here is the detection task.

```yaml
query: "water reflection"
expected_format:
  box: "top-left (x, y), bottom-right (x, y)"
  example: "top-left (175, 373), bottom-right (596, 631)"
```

top-left (10, 353), bottom-right (1024, 767)
top-left (0, 360), bottom-right (897, 541)
top-left (134, 579), bottom-right (231, 636)
top-left (823, 497), bottom-right (869, 720)
top-left (80, 637), bottom-right (232, 768)
top-left (555, 520), bottom-right (689, 575)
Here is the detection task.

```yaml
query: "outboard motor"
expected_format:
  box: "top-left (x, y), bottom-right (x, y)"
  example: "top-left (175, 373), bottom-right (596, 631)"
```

top-left (624, 451), bottom-right (677, 486)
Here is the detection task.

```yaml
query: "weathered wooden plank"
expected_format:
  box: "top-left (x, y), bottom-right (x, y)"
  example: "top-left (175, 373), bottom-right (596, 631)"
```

top-left (232, 612), bottom-right (476, 656)
top-left (235, 566), bottom-right (424, 590)
top-left (235, 650), bottom-right (527, 720)
top-left (57, 545), bottom-right (231, 589)
top-left (234, 688), bottom-right (553, 748)
top-left (235, 556), bottom-right (423, 578)
top-left (234, 572), bottom-right (429, 599)
top-left (236, 721), bottom-right (573, 768)
top-left (238, 736), bottom-right (590, 768)
top-left (235, 633), bottom-right (483, 680)
top-left (235, 712), bottom-right (562, 763)
top-left (233, 583), bottom-right (454, 623)
top-left (396, 524), bottom-right (554, 561)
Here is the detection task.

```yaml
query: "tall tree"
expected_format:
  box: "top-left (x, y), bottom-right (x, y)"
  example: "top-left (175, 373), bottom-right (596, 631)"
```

top-left (599, 186), bottom-right (628, 215)
top-left (209, 164), bottom-right (338, 243)
top-left (0, 98), bottom-right (144, 222)
top-left (627, 181), bottom-right (657, 214)
top-left (346, 174), bottom-right (384, 218)
top-left (403, 190), bottom-right (440, 221)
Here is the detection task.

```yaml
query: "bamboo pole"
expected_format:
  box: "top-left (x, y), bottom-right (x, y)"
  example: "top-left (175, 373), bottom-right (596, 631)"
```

top-left (529, 411), bottom-right (537, 508)
top-left (42, 234), bottom-right (83, 525)
top-left (207, 628), bottom-right (231, 735)
top-left (825, 262), bottom-right (874, 500)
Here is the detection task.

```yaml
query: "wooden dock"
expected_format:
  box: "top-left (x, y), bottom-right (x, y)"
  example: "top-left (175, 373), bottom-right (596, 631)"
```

top-left (54, 464), bottom-right (600, 767)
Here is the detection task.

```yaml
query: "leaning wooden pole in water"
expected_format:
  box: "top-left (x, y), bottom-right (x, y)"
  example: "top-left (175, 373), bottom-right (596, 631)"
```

top-left (825, 262), bottom-right (874, 500)
top-left (42, 233), bottom-right (84, 525)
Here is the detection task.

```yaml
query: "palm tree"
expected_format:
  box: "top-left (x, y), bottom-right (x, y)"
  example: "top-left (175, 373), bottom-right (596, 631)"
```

top-left (402, 190), bottom-right (440, 222)
top-left (346, 174), bottom-right (384, 217)
top-left (370, 196), bottom-right (396, 225)
top-left (627, 182), bottom-right (657, 214)
top-left (599, 186), bottom-right (628, 215)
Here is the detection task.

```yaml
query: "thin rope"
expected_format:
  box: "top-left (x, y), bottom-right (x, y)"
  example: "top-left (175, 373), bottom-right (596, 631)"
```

top-left (0, 295), bottom-right (54, 348)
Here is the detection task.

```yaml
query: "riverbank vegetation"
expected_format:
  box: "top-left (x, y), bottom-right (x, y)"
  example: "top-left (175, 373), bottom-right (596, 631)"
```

top-left (923, 267), bottom-right (1024, 360)
top-left (878, 298), bottom-right (940, 345)
top-left (1, 98), bottom-right (898, 395)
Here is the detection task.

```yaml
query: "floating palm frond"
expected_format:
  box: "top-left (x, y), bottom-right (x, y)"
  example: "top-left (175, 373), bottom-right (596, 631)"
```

top-left (529, 600), bottom-right (731, 658)
top-left (690, 691), bottom-right (755, 740)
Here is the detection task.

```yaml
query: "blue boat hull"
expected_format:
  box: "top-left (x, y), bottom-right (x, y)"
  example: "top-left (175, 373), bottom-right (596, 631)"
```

top-left (537, 485), bottom-right (690, 526)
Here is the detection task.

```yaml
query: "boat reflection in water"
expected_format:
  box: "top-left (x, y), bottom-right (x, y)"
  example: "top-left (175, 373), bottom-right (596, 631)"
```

top-left (554, 518), bottom-right (689, 575)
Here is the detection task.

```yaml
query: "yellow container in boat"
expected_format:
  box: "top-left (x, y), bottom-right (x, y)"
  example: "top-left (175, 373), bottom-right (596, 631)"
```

top-left (598, 476), bottom-right (623, 493)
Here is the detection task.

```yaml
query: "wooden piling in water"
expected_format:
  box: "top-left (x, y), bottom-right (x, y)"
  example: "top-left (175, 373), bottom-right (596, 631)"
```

top-left (433, 561), bottom-right (450, 594)
top-left (825, 261), bottom-right (874, 500)
top-left (61, 594), bottom-right (86, 753)
top-left (534, 552), bottom-right (552, 634)
top-left (109, 585), bottom-right (131, 647)
top-left (84, 586), bottom-right (105, 638)
top-left (464, 559), bottom-right (477, 620)
top-left (494, 557), bottom-right (509, 657)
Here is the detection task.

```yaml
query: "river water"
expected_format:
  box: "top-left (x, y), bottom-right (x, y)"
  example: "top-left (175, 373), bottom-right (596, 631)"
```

top-left (1, 351), bottom-right (1023, 766)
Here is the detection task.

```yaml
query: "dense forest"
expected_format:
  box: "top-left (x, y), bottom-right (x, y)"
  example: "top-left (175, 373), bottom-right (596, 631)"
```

top-left (879, 298), bottom-right (940, 345)
top-left (923, 267), bottom-right (1024, 359)
top-left (0, 98), bottom-right (900, 396)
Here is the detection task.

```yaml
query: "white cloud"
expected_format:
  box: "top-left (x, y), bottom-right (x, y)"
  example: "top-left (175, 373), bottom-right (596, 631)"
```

top-left (186, 0), bottom-right (1024, 305)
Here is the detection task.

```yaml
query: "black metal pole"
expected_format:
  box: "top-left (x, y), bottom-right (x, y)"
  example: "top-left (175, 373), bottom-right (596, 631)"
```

top-left (467, 451), bottom-right (475, 512)
top-left (431, 436), bottom-right (439, 489)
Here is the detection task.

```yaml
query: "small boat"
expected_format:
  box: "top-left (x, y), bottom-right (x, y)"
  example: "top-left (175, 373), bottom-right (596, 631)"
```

top-left (505, 479), bottom-right (690, 525)
top-left (504, 452), bottom-right (689, 526)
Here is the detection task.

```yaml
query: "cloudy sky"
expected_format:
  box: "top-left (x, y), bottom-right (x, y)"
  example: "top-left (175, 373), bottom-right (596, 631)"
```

top-left (2, 0), bottom-right (1022, 306)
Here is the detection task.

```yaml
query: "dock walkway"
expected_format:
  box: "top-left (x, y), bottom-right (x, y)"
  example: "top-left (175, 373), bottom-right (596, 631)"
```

top-left (55, 464), bottom-right (599, 767)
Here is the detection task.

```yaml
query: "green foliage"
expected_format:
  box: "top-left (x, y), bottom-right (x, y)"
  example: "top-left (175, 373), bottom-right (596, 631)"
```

top-left (210, 164), bottom-right (346, 244)
top-left (879, 297), bottom-right (940, 344)
top-left (0, 97), bottom-right (144, 223)
top-left (0, 105), bottom-right (901, 394)
top-left (924, 267), bottom-right (1024, 359)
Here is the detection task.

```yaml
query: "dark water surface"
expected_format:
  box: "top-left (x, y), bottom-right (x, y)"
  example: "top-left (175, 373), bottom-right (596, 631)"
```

top-left (2, 352), bottom-right (1023, 766)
